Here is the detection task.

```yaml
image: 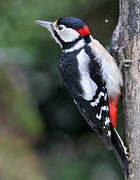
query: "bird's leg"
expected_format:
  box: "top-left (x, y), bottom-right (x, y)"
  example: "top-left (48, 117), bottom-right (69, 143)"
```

top-left (119, 59), bottom-right (140, 70)
top-left (118, 52), bottom-right (140, 71)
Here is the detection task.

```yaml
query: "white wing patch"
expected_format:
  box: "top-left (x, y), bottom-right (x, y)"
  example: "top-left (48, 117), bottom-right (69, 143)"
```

top-left (104, 93), bottom-right (107, 101)
top-left (77, 49), bottom-right (97, 101)
top-left (96, 106), bottom-right (110, 120)
top-left (96, 113), bottom-right (102, 120)
top-left (105, 117), bottom-right (110, 125)
top-left (90, 91), bottom-right (104, 107)
top-left (108, 130), bottom-right (111, 137)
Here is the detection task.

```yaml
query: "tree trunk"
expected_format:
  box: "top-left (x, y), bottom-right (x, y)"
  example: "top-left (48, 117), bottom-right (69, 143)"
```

top-left (110, 0), bottom-right (140, 179)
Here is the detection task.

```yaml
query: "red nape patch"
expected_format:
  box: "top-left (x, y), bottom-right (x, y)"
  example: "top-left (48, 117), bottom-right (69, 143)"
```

top-left (109, 97), bottom-right (118, 128)
top-left (76, 25), bottom-right (90, 37)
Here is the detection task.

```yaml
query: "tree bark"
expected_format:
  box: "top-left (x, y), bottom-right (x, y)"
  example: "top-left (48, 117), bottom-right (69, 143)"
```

top-left (110, 0), bottom-right (140, 179)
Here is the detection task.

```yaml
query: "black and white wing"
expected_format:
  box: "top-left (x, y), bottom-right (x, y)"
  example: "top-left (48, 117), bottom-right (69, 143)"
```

top-left (74, 86), bottom-right (112, 150)
top-left (72, 47), bottom-right (112, 149)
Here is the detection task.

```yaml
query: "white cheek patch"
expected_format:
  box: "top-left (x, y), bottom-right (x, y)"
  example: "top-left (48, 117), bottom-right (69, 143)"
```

top-left (58, 28), bottom-right (80, 42)
top-left (77, 49), bottom-right (97, 101)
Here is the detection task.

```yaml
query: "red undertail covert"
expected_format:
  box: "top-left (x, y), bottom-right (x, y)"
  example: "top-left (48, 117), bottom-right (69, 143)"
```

top-left (109, 97), bottom-right (118, 128)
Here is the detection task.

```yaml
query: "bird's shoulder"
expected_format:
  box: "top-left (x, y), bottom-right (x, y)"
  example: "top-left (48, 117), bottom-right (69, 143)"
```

top-left (88, 38), bottom-right (114, 61)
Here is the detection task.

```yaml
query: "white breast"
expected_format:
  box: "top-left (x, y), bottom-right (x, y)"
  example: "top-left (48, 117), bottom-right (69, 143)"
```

top-left (77, 49), bottom-right (97, 101)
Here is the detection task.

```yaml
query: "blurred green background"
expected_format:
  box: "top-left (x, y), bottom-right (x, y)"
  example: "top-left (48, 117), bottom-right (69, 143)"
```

top-left (0, 0), bottom-right (124, 179)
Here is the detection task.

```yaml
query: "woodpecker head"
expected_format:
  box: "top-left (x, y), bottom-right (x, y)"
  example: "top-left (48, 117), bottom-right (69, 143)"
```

top-left (35, 17), bottom-right (91, 49)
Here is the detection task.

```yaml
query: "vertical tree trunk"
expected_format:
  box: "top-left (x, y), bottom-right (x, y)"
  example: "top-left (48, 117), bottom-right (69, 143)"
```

top-left (110, 0), bottom-right (140, 179)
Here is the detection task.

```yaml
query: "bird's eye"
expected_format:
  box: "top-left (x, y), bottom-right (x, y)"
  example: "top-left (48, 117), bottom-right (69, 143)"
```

top-left (58, 25), bottom-right (64, 30)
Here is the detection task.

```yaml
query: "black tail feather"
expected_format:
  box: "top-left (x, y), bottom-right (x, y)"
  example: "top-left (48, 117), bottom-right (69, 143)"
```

top-left (110, 125), bottom-right (129, 177)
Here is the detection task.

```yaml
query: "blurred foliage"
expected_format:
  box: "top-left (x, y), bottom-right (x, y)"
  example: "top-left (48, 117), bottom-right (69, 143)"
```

top-left (0, 63), bottom-right (43, 136)
top-left (0, 130), bottom-right (45, 180)
top-left (0, 0), bottom-right (124, 179)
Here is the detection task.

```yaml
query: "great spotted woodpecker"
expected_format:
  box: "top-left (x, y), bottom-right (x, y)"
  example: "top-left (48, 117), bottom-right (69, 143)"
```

top-left (35, 17), bottom-right (129, 175)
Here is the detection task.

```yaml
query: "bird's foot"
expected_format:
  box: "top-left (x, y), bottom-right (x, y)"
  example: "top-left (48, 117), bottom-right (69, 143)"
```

top-left (119, 59), bottom-right (140, 71)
